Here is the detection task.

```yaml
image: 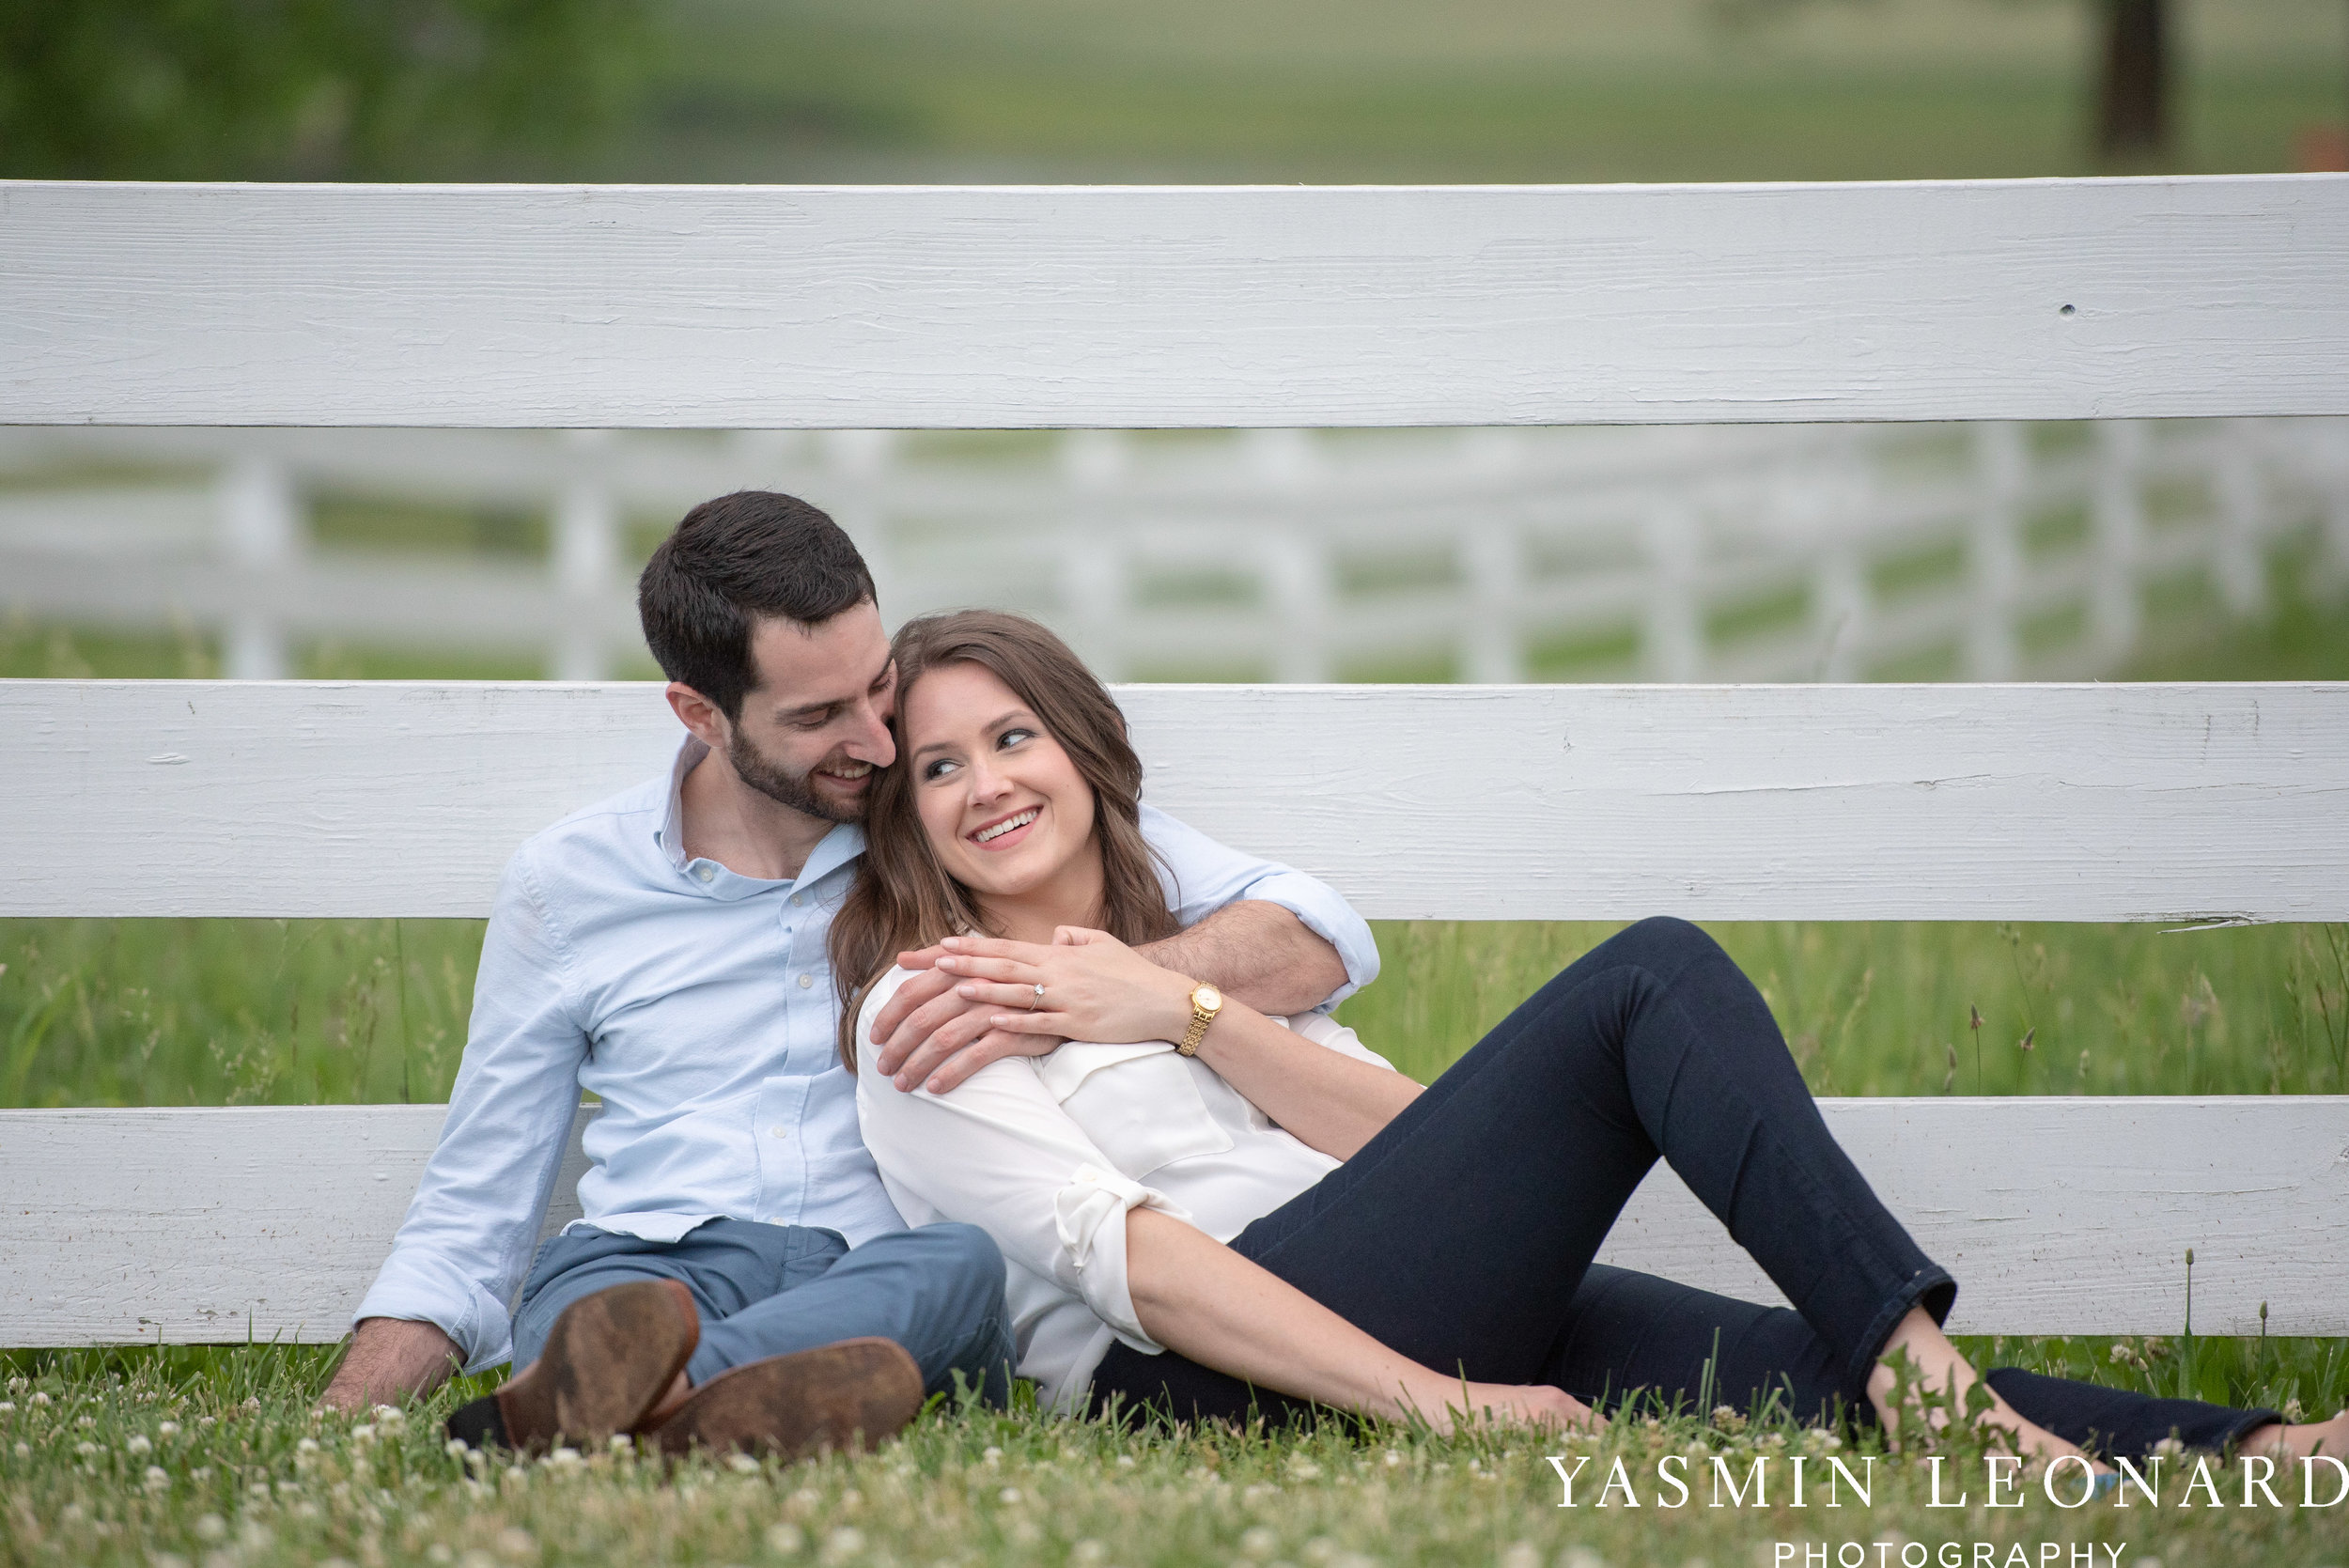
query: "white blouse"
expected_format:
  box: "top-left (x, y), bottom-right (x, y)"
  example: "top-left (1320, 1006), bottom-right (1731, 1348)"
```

top-left (852, 967), bottom-right (1398, 1414)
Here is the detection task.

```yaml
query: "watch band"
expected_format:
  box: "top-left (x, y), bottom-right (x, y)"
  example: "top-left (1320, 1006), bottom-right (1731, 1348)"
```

top-left (1176, 984), bottom-right (1222, 1056)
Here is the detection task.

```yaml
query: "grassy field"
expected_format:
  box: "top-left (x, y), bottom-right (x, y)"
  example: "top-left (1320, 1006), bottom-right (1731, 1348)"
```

top-left (7, 915), bottom-right (2346, 1110)
top-left (554, 0), bottom-right (2349, 185)
top-left (4, 1337), bottom-right (2346, 1568)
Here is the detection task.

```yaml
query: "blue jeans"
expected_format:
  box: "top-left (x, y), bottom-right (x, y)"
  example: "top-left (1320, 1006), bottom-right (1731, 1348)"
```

top-left (513, 1219), bottom-right (1015, 1405)
top-left (1094, 918), bottom-right (2275, 1458)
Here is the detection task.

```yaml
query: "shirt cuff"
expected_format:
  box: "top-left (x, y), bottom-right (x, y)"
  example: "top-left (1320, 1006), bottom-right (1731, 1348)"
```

top-left (1232, 870), bottom-right (1380, 1009)
top-left (1053, 1163), bottom-right (1188, 1355)
top-left (354, 1250), bottom-right (519, 1374)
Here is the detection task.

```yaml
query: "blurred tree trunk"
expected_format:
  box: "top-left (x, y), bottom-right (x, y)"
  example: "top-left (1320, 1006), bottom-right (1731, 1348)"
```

top-left (2095, 0), bottom-right (2170, 162)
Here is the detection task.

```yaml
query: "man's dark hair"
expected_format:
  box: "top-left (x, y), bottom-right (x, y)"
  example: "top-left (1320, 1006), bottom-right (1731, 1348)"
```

top-left (637, 491), bottom-right (878, 720)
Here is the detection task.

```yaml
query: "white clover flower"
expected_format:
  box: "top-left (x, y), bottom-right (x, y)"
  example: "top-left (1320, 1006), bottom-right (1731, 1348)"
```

top-left (2110, 1343), bottom-right (2133, 1364)
top-left (296, 1437), bottom-right (320, 1454)
top-left (608, 1433), bottom-right (633, 1452)
top-left (728, 1453), bottom-right (761, 1474)
top-left (765, 1522), bottom-right (805, 1555)
top-left (75, 1440), bottom-right (99, 1456)
top-left (0, 1401), bottom-right (15, 1414)
top-left (372, 1405), bottom-right (406, 1431)
top-left (2154, 1437), bottom-right (2186, 1460)
top-left (78, 1416), bottom-right (96, 1429)
top-left (1240, 1526), bottom-right (1280, 1559)
top-left (444, 1437), bottom-right (469, 1457)
top-left (190, 1467), bottom-right (211, 1482)
top-left (998, 1486), bottom-right (1022, 1504)
top-left (352, 1424), bottom-right (376, 1444)
top-left (31, 1392), bottom-right (51, 1407)
top-left (1500, 1544), bottom-right (1542, 1568)
top-left (1071, 1542), bottom-right (1107, 1565)
top-left (158, 1421), bottom-right (179, 1438)
top-left (495, 1526), bottom-right (537, 1558)
top-left (144, 1466), bottom-right (171, 1489)
top-left (1382, 1450), bottom-right (1406, 1468)
top-left (194, 1514), bottom-right (227, 1542)
top-left (821, 1527), bottom-right (864, 1563)
top-left (12, 1443), bottom-right (27, 1458)
top-left (128, 1435), bottom-right (153, 1454)
top-left (1114, 1454), bottom-right (1136, 1468)
top-left (981, 1446), bottom-right (1003, 1465)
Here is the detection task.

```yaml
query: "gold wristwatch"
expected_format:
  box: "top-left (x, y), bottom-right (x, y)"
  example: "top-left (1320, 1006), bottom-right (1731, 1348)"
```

top-left (1175, 983), bottom-right (1223, 1057)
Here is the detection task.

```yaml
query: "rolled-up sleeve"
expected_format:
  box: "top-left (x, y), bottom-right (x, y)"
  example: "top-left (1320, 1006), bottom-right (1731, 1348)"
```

top-left (354, 847), bottom-right (589, 1372)
top-left (854, 987), bottom-right (1190, 1353)
top-left (1137, 803), bottom-right (1378, 1009)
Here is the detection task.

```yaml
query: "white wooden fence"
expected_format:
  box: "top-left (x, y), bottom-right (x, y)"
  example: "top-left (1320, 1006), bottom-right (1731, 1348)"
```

top-left (4, 418), bottom-right (2346, 683)
top-left (2, 176), bottom-right (2346, 1352)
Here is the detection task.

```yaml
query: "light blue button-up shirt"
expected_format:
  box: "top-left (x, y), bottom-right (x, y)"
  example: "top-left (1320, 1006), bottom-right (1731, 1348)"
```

top-left (356, 737), bottom-right (1378, 1371)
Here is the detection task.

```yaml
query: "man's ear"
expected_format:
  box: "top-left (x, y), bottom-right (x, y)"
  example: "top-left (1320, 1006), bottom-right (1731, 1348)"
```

top-left (664, 682), bottom-right (731, 751)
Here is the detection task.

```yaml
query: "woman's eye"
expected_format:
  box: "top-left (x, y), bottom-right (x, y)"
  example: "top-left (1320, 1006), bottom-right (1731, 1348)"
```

top-left (922, 758), bottom-right (959, 783)
top-left (997, 726), bottom-right (1035, 750)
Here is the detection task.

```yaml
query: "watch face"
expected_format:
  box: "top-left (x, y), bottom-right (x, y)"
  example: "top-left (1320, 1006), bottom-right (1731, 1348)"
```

top-left (1195, 984), bottom-right (1223, 1012)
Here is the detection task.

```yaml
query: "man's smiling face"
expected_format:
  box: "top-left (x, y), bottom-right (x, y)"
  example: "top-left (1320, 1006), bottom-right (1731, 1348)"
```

top-left (722, 601), bottom-right (898, 823)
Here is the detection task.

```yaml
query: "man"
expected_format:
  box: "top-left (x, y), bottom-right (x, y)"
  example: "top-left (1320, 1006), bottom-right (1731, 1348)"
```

top-left (322, 490), bottom-right (1376, 1456)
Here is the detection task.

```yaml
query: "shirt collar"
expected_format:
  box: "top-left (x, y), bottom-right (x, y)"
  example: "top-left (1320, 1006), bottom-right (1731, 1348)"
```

top-left (655, 735), bottom-right (867, 898)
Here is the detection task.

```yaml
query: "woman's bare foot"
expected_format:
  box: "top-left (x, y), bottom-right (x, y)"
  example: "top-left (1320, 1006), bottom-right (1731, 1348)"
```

top-left (2238, 1408), bottom-right (2349, 1460)
top-left (1869, 1308), bottom-right (2104, 1471)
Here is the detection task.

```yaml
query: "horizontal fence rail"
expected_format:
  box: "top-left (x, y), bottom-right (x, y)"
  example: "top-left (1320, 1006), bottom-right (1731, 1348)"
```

top-left (3, 679), bottom-right (2345, 923)
top-left (3, 420), bottom-right (2345, 685)
top-left (4, 1098), bottom-right (2339, 1346)
top-left (6, 179), bottom-right (2348, 428)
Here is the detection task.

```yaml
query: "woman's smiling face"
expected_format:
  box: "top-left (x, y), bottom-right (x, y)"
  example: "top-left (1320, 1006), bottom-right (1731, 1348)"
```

top-left (903, 660), bottom-right (1098, 908)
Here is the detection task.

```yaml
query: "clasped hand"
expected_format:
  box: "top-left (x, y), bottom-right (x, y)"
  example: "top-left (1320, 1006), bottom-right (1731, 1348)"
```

top-left (867, 927), bottom-right (1197, 1094)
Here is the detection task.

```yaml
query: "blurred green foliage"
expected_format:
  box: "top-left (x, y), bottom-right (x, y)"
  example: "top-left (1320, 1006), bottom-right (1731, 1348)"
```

top-left (0, 0), bottom-right (654, 179)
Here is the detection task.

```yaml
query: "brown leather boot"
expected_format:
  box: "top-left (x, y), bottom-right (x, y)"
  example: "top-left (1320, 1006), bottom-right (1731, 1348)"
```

top-left (644, 1337), bottom-right (924, 1460)
top-left (444, 1279), bottom-right (699, 1454)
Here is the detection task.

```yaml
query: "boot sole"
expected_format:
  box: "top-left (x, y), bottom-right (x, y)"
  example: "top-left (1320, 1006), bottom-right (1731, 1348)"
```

top-left (467, 1278), bottom-right (699, 1452)
top-left (648, 1337), bottom-right (923, 1461)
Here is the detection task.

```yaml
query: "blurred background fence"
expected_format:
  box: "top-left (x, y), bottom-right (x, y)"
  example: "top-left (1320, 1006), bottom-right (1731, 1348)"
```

top-left (4, 419), bottom-right (2346, 686)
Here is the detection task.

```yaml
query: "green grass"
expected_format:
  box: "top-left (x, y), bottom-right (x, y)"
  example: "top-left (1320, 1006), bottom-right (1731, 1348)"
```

top-left (4, 1340), bottom-right (2346, 1568)
top-left (8, 916), bottom-right (2344, 1110)
top-left (548, 0), bottom-right (2349, 186)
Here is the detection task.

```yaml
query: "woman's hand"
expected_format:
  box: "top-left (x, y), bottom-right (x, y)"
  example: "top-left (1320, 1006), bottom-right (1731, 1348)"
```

top-left (946, 926), bottom-right (1197, 1045)
top-left (1424, 1380), bottom-right (1603, 1436)
top-left (873, 927), bottom-right (1196, 1094)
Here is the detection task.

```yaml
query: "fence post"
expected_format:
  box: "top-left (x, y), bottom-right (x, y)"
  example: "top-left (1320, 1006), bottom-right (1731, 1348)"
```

top-left (1642, 502), bottom-right (1703, 682)
top-left (2089, 420), bottom-right (2148, 667)
top-left (2324, 421), bottom-right (2349, 594)
top-left (2210, 419), bottom-right (2270, 621)
top-left (1057, 431), bottom-right (1132, 678)
top-left (1966, 422), bottom-right (2028, 681)
top-left (818, 430), bottom-right (899, 624)
top-left (1461, 522), bottom-right (1525, 684)
top-left (552, 433), bottom-right (621, 681)
top-left (216, 452), bottom-right (299, 680)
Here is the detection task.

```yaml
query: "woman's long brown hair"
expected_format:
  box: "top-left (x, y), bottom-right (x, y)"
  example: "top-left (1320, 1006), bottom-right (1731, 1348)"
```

top-left (830, 610), bottom-right (1177, 1069)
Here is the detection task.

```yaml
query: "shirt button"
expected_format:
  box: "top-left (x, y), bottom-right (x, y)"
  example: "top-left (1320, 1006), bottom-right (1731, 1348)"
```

top-left (770, 1126), bottom-right (789, 1140)
top-left (694, 864), bottom-right (715, 883)
top-left (791, 893), bottom-right (806, 907)
top-left (798, 973), bottom-right (814, 988)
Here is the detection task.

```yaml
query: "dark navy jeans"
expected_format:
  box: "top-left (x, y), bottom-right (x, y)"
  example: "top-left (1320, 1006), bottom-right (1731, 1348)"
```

top-left (513, 1218), bottom-right (1016, 1405)
top-left (1094, 918), bottom-right (2274, 1459)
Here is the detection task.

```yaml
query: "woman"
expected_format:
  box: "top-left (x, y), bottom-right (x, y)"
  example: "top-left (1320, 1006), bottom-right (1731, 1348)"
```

top-left (836, 610), bottom-right (2340, 1461)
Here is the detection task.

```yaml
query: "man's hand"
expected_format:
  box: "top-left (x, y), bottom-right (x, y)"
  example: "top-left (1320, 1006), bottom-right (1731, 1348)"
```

top-left (318, 1317), bottom-right (465, 1412)
top-left (872, 928), bottom-right (1195, 1094)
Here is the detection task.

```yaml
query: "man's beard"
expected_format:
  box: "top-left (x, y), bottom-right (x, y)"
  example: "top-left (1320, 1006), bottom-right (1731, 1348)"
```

top-left (727, 727), bottom-right (866, 824)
